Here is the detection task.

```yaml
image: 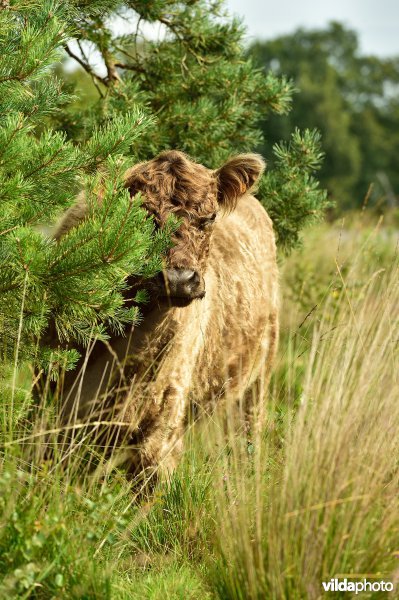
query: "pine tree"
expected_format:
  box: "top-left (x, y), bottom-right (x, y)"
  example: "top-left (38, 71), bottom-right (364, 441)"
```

top-left (0, 1), bottom-right (170, 375)
top-left (0, 0), bottom-right (327, 377)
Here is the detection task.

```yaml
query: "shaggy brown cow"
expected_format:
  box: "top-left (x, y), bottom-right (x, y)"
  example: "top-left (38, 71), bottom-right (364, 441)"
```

top-left (54, 150), bottom-right (279, 476)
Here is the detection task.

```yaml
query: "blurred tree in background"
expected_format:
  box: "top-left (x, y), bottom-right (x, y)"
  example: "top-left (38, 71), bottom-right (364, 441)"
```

top-left (249, 22), bottom-right (399, 210)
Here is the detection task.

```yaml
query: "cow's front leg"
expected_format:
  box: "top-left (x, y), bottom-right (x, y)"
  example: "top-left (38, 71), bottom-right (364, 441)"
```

top-left (125, 377), bottom-right (189, 483)
top-left (130, 379), bottom-right (190, 481)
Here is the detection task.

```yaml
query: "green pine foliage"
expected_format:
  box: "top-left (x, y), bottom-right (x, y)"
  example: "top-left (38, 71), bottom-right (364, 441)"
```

top-left (260, 128), bottom-right (328, 252)
top-left (0, 1), bottom-right (170, 371)
top-left (60, 0), bottom-right (295, 166)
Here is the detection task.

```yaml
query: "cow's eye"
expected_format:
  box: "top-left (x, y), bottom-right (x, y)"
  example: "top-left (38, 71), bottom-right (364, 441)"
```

top-left (199, 214), bottom-right (217, 229)
top-left (151, 215), bottom-right (161, 231)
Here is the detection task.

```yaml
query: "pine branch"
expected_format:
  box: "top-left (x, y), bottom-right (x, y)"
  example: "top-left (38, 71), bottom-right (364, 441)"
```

top-left (64, 44), bottom-right (108, 86)
top-left (102, 47), bottom-right (122, 84)
top-left (113, 61), bottom-right (146, 74)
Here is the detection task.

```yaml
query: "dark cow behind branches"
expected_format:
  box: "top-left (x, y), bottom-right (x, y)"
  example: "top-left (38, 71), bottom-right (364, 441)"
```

top-left (51, 150), bottom-right (279, 477)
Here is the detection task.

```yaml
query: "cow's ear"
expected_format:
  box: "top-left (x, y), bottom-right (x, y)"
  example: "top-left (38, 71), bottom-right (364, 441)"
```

top-left (216, 154), bottom-right (265, 211)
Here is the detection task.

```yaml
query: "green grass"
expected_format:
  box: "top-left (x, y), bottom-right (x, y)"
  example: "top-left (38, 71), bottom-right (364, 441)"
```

top-left (1, 213), bottom-right (398, 599)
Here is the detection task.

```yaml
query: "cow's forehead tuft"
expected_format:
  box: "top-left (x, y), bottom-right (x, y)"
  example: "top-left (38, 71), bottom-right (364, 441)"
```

top-left (131, 155), bottom-right (218, 216)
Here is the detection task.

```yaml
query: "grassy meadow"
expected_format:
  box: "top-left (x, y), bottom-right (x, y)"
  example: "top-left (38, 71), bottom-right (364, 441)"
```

top-left (1, 212), bottom-right (398, 599)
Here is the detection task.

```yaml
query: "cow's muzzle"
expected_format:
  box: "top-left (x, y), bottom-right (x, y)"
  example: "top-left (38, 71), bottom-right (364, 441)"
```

top-left (159, 268), bottom-right (205, 302)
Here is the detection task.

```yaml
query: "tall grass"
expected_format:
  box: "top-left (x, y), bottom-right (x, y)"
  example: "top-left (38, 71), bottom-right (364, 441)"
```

top-left (0, 217), bottom-right (398, 598)
top-left (208, 221), bottom-right (399, 599)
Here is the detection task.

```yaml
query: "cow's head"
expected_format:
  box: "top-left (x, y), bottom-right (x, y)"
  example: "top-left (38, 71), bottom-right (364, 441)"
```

top-left (125, 150), bottom-right (265, 305)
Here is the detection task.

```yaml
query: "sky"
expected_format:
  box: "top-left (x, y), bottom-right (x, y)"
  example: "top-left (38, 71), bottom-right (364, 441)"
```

top-left (225, 0), bottom-right (399, 57)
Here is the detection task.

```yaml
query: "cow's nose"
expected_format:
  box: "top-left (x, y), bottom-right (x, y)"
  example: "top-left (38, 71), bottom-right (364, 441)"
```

top-left (166, 269), bottom-right (197, 286)
top-left (164, 268), bottom-right (203, 298)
